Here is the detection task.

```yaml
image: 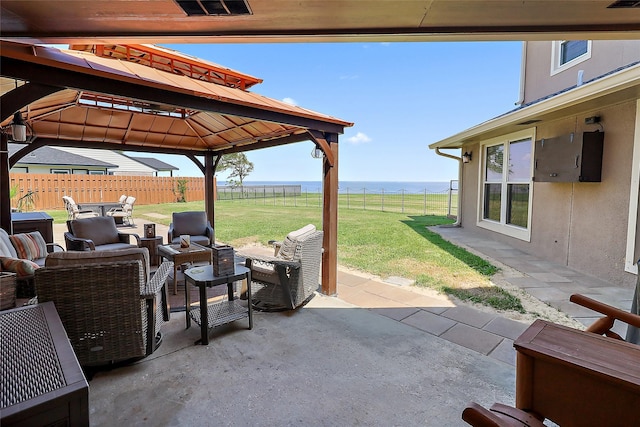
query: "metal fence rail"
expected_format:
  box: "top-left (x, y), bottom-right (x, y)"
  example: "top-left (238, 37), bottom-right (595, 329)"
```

top-left (217, 182), bottom-right (459, 217)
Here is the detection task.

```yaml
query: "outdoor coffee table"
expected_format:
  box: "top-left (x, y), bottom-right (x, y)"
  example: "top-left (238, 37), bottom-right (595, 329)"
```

top-left (184, 264), bottom-right (252, 345)
top-left (157, 243), bottom-right (212, 295)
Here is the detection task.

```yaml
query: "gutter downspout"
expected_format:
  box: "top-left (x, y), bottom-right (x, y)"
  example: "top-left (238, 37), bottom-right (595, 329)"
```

top-left (515, 41), bottom-right (527, 106)
top-left (435, 148), bottom-right (463, 227)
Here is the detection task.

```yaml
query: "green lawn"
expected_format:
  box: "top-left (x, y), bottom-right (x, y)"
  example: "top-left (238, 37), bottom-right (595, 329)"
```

top-left (46, 200), bottom-right (522, 312)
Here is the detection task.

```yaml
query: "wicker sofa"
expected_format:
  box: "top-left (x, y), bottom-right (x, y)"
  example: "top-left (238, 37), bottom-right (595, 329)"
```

top-left (241, 224), bottom-right (323, 311)
top-left (64, 216), bottom-right (140, 251)
top-left (35, 247), bottom-right (172, 366)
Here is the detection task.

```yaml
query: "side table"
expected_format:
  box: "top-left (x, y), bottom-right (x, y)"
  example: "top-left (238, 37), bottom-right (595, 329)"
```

top-left (184, 264), bottom-right (252, 345)
top-left (0, 302), bottom-right (89, 426)
top-left (140, 236), bottom-right (163, 266)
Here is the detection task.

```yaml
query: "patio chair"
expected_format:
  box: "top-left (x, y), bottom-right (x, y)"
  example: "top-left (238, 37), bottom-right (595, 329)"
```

top-left (65, 216), bottom-right (140, 251)
top-left (106, 195), bottom-right (136, 226)
top-left (168, 211), bottom-right (214, 247)
top-left (35, 247), bottom-right (172, 367)
top-left (240, 224), bottom-right (323, 311)
top-left (62, 195), bottom-right (98, 220)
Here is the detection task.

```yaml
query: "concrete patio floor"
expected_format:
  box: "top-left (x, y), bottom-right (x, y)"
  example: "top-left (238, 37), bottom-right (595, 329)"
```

top-left (50, 218), bottom-right (636, 425)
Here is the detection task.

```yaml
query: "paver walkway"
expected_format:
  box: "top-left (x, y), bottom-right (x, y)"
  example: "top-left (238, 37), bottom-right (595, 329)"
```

top-left (53, 220), bottom-right (635, 367)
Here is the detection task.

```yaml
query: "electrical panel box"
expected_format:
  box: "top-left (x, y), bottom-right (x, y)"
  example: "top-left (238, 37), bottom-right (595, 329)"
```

top-left (533, 131), bottom-right (604, 182)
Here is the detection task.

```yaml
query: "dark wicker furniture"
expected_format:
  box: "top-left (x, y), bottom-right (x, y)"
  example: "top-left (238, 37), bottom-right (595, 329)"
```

top-left (0, 302), bottom-right (89, 426)
top-left (64, 216), bottom-right (140, 251)
top-left (242, 227), bottom-right (323, 311)
top-left (35, 248), bottom-right (172, 366)
top-left (168, 211), bottom-right (214, 247)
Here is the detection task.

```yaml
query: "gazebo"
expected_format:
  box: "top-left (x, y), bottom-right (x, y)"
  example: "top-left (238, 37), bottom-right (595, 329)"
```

top-left (0, 41), bottom-right (353, 295)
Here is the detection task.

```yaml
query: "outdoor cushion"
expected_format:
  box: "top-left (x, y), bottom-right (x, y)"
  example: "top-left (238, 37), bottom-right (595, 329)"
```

top-left (69, 216), bottom-right (121, 246)
top-left (172, 211), bottom-right (208, 236)
top-left (1, 256), bottom-right (40, 277)
top-left (9, 231), bottom-right (48, 261)
top-left (0, 229), bottom-right (18, 258)
top-left (279, 224), bottom-right (316, 261)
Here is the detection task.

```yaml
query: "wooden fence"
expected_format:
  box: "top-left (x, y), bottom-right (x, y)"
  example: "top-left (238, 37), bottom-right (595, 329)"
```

top-left (9, 173), bottom-right (213, 210)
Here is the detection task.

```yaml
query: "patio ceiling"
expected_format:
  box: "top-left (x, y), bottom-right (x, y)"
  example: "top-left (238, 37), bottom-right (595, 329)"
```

top-left (1, 0), bottom-right (639, 43)
top-left (0, 42), bottom-right (352, 160)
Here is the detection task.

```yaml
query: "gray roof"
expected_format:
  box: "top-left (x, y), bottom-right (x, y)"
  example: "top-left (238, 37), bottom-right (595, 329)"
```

top-left (128, 156), bottom-right (178, 171)
top-left (8, 144), bottom-right (116, 167)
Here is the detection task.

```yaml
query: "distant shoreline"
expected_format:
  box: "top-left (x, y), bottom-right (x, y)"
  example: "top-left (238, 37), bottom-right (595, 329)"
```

top-left (218, 180), bottom-right (457, 194)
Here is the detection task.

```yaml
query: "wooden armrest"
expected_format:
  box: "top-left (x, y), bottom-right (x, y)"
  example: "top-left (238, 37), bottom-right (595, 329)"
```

top-left (570, 293), bottom-right (640, 333)
top-left (462, 402), bottom-right (545, 427)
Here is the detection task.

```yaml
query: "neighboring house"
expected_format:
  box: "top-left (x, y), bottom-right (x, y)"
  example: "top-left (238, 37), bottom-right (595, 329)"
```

top-left (9, 144), bottom-right (178, 176)
top-left (57, 147), bottom-right (157, 176)
top-left (9, 143), bottom-right (116, 174)
top-left (128, 156), bottom-right (177, 177)
top-left (430, 40), bottom-right (640, 287)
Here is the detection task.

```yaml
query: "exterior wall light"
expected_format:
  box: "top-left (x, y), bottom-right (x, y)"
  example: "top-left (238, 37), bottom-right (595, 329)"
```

top-left (311, 145), bottom-right (324, 159)
top-left (462, 151), bottom-right (472, 164)
top-left (4, 112), bottom-right (35, 143)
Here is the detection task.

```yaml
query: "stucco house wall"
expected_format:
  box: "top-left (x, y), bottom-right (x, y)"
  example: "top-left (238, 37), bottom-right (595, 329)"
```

top-left (523, 40), bottom-right (640, 104)
top-left (459, 100), bottom-right (637, 287)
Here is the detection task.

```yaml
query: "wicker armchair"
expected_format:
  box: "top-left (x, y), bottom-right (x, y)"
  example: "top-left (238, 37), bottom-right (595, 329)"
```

top-left (64, 216), bottom-right (140, 251)
top-left (34, 248), bottom-right (172, 367)
top-left (241, 225), bottom-right (323, 311)
top-left (168, 211), bottom-right (214, 247)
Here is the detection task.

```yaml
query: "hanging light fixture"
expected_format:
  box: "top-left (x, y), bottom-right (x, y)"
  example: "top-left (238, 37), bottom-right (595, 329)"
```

top-left (462, 151), bottom-right (472, 164)
top-left (311, 145), bottom-right (324, 159)
top-left (3, 112), bottom-right (35, 143)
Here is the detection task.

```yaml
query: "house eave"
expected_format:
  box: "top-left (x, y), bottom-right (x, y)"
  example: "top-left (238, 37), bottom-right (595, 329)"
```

top-left (429, 62), bottom-right (640, 150)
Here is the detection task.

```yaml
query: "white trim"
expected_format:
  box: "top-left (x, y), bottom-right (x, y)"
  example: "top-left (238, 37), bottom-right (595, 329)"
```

top-left (625, 99), bottom-right (640, 275)
top-left (476, 128), bottom-right (535, 242)
top-left (550, 40), bottom-right (592, 76)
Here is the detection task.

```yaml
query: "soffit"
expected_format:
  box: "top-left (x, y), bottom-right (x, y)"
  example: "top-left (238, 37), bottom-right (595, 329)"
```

top-left (1, 42), bottom-right (352, 154)
top-left (1, 1), bottom-right (639, 43)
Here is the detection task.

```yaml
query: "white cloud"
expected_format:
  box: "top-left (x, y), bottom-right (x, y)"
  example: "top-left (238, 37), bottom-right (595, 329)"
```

top-left (347, 132), bottom-right (372, 145)
top-left (282, 97), bottom-right (297, 106)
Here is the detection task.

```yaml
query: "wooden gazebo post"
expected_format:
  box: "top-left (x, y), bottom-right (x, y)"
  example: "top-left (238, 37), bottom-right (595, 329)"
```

top-left (315, 132), bottom-right (339, 296)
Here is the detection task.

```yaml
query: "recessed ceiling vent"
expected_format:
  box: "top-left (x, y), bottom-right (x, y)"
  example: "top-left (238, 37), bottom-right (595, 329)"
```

top-left (607, 1), bottom-right (640, 8)
top-left (175, 0), bottom-right (251, 16)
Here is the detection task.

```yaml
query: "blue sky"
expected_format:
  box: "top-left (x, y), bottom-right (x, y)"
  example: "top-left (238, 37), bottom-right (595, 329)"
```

top-left (146, 42), bottom-right (523, 182)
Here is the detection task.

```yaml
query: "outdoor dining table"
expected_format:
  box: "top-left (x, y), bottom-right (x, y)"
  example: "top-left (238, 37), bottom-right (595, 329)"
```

top-left (77, 202), bottom-right (122, 217)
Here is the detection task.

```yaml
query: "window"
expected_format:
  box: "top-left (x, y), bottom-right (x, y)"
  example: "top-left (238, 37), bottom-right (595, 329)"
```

top-left (551, 40), bottom-right (591, 75)
top-left (88, 170), bottom-right (105, 175)
top-left (478, 130), bottom-right (534, 241)
top-left (50, 169), bottom-right (70, 174)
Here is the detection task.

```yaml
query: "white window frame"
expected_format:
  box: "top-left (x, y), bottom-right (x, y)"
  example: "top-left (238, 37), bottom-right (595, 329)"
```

top-left (88, 170), bottom-right (106, 175)
top-left (550, 40), bottom-right (592, 76)
top-left (476, 128), bottom-right (535, 241)
top-left (50, 169), bottom-right (70, 174)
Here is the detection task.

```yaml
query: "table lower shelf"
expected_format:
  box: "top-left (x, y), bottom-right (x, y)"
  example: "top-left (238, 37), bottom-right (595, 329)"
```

top-left (189, 299), bottom-right (250, 329)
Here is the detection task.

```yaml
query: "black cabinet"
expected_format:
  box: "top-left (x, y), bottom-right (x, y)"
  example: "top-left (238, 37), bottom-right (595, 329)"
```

top-left (11, 212), bottom-right (54, 244)
top-left (533, 131), bottom-right (604, 182)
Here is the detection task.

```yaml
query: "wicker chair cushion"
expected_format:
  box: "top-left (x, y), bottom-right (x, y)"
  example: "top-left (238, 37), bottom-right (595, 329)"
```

top-left (46, 247), bottom-right (151, 285)
top-left (0, 229), bottom-right (18, 258)
top-left (172, 211), bottom-right (208, 236)
top-left (0, 257), bottom-right (39, 277)
top-left (251, 264), bottom-right (281, 286)
top-left (9, 232), bottom-right (48, 261)
top-left (69, 216), bottom-right (120, 246)
top-left (278, 224), bottom-right (316, 261)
